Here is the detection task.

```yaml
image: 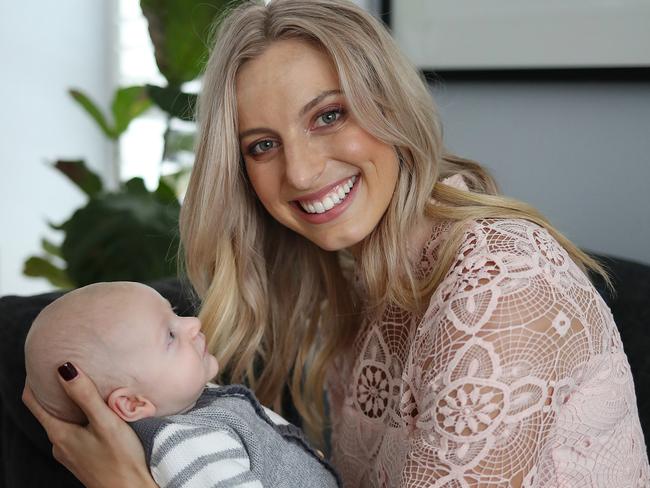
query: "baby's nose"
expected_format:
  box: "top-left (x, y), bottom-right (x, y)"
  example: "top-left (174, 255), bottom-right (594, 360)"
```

top-left (183, 317), bottom-right (202, 336)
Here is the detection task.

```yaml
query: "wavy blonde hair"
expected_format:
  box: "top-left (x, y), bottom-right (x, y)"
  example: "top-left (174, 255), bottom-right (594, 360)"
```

top-left (179, 0), bottom-right (611, 442)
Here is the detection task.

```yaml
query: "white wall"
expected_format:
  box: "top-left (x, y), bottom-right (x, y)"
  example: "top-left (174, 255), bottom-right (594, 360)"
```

top-left (2, 1), bottom-right (647, 298)
top-left (432, 80), bottom-right (650, 265)
top-left (373, 2), bottom-right (650, 266)
top-left (393, 1), bottom-right (650, 69)
top-left (372, 2), bottom-right (650, 266)
top-left (0, 1), bottom-right (114, 296)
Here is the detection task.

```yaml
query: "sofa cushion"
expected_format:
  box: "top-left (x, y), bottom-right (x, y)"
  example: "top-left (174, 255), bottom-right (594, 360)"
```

top-left (590, 254), bottom-right (650, 442)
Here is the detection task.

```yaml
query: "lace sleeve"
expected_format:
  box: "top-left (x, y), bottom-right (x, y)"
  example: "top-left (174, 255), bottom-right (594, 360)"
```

top-left (400, 220), bottom-right (630, 487)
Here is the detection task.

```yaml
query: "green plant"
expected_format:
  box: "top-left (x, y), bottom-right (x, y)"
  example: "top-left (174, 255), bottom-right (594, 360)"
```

top-left (24, 161), bottom-right (180, 287)
top-left (24, 0), bottom-right (238, 288)
top-left (69, 86), bottom-right (152, 141)
top-left (141, 0), bottom-right (239, 159)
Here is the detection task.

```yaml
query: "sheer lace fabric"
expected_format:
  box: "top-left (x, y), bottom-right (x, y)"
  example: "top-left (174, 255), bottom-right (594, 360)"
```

top-left (328, 182), bottom-right (649, 487)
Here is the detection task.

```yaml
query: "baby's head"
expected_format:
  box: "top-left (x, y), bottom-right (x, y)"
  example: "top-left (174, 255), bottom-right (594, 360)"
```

top-left (25, 282), bottom-right (219, 424)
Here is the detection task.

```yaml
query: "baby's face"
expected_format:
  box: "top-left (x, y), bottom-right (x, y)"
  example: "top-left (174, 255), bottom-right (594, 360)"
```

top-left (111, 285), bottom-right (220, 416)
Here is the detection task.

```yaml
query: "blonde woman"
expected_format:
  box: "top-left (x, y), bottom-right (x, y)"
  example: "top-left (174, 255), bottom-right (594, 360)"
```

top-left (23, 0), bottom-right (649, 486)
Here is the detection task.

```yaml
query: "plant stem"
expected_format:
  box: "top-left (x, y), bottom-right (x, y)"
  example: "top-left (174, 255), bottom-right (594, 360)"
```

top-left (108, 138), bottom-right (121, 191)
top-left (162, 114), bottom-right (172, 164)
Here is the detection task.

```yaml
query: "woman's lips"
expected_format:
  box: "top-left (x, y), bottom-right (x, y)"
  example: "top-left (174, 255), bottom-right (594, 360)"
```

top-left (291, 174), bottom-right (360, 224)
top-left (294, 174), bottom-right (358, 204)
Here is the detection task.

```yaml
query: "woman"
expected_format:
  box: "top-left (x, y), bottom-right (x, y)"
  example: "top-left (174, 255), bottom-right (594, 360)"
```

top-left (23, 0), bottom-right (649, 486)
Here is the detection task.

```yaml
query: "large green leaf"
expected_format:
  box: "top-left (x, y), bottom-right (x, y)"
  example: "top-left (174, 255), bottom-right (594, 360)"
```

top-left (140, 0), bottom-right (238, 86)
top-left (112, 86), bottom-right (153, 136)
top-left (41, 238), bottom-right (64, 259)
top-left (146, 84), bottom-right (197, 121)
top-left (162, 128), bottom-right (196, 162)
top-left (69, 89), bottom-right (115, 139)
top-left (155, 177), bottom-right (180, 204)
top-left (124, 176), bottom-right (149, 196)
top-left (23, 256), bottom-right (74, 289)
top-left (70, 87), bottom-right (152, 140)
top-left (59, 183), bottom-right (181, 286)
top-left (54, 160), bottom-right (103, 197)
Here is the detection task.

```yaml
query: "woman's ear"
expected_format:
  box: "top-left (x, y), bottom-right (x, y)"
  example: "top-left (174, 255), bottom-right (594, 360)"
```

top-left (107, 388), bottom-right (156, 422)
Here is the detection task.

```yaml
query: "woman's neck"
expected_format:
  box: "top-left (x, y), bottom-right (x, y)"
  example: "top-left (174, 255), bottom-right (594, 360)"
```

top-left (346, 242), bottom-right (362, 261)
top-left (344, 211), bottom-right (439, 264)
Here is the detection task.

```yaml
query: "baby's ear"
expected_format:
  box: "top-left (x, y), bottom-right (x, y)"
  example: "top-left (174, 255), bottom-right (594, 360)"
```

top-left (107, 388), bottom-right (156, 422)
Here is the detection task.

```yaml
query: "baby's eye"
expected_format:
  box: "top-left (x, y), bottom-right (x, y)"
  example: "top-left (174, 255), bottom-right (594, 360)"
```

top-left (168, 330), bottom-right (175, 341)
top-left (314, 107), bottom-right (345, 129)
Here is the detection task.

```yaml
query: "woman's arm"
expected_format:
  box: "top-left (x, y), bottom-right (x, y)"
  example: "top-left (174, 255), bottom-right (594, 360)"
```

top-left (22, 363), bottom-right (158, 488)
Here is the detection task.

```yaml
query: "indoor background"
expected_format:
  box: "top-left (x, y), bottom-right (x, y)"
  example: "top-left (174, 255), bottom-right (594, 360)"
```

top-left (1, 0), bottom-right (648, 296)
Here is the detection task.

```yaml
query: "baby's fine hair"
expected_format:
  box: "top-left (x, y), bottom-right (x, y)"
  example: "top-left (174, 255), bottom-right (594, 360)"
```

top-left (24, 282), bottom-right (139, 423)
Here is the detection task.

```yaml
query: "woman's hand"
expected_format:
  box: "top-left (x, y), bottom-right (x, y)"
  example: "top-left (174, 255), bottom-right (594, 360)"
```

top-left (22, 362), bottom-right (158, 488)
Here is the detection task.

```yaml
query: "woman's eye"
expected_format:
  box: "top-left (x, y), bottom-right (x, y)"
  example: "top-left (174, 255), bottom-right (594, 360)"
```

top-left (314, 108), bottom-right (344, 128)
top-left (249, 140), bottom-right (277, 156)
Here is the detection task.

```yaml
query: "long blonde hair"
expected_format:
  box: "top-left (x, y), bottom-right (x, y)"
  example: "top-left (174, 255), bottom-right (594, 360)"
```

top-left (179, 0), bottom-right (611, 442)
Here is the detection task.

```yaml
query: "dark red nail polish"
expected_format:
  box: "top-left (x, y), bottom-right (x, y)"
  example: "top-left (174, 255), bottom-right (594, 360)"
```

top-left (58, 362), bottom-right (78, 381)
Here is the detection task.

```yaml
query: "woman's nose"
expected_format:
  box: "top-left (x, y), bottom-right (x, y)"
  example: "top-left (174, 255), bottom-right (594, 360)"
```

top-left (283, 139), bottom-right (325, 190)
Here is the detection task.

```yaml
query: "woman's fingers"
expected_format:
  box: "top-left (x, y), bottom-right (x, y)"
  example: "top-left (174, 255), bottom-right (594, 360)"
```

top-left (55, 362), bottom-right (115, 428)
top-left (24, 363), bottom-right (154, 487)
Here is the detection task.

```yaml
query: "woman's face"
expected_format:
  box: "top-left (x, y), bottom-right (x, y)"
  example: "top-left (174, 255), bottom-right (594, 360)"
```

top-left (236, 39), bottom-right (399, 251)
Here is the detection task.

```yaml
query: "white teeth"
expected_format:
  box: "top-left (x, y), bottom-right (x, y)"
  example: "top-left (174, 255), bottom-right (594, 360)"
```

top-left (298, 175), bottom-right (358, 214)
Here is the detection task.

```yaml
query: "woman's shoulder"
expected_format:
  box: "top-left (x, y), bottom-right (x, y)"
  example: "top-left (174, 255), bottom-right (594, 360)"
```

top-left (411, 215), bottom-right (619, 376)
top-left (424, 216), bottom-right (604, 331)
top-left (439, 217), bottom-right (581, 277)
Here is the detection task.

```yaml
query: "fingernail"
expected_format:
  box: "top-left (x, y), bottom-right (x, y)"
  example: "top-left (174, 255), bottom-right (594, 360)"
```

top-left (58, 362), bottom-right (78, 381)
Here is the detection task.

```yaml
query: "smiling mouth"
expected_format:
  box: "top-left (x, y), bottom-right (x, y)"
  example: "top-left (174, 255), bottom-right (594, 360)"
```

top-left (295, 175), bottom-right (358, 214)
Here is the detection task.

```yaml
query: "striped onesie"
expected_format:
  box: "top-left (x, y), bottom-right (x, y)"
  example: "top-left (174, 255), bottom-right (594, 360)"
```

top-left (131, 384), bottom-right (340, 488)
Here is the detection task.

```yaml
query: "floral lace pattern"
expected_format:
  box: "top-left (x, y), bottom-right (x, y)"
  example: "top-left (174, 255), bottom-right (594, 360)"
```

top-left (328, 180), bottom-right (649, 487)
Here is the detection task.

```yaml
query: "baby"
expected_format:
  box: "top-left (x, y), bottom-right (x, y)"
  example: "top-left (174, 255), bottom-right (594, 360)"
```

top-left (24, 281), bottom-right (339, 488)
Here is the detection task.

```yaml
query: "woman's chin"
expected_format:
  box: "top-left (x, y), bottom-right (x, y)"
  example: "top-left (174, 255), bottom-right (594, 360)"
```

top-left (300, 222), bottom-right (370, 252)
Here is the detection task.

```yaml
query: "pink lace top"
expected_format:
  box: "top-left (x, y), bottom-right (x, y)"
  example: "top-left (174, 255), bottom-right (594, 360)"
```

top-left (328, 177), bottom-right (650, 487)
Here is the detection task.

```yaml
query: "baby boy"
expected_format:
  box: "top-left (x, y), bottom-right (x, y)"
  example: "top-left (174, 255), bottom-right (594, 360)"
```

top-left (24, 281), bottom-right (339, 488)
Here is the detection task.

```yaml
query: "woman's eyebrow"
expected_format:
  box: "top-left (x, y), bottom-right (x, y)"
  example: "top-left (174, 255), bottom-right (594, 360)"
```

top-left (239, 127), bottom-right (275, 140)
top-left (298, 89), bottom-right (342, 117)
top-left (238, 89), bottom-right (342, 140)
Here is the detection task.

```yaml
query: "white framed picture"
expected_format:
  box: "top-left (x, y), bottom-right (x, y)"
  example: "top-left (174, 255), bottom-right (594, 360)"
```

top-left (390, 0), bottom-right (650, 70)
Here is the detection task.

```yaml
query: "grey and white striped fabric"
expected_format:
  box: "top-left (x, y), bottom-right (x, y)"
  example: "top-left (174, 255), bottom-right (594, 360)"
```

top-left (131, 385), bottom-right (340, 488)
